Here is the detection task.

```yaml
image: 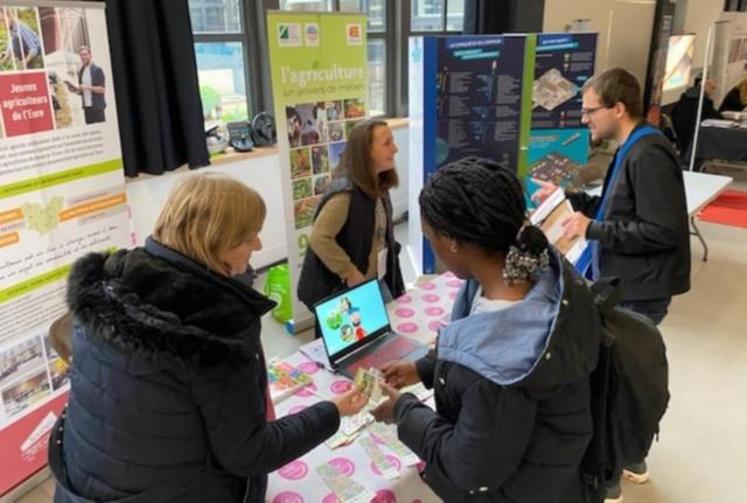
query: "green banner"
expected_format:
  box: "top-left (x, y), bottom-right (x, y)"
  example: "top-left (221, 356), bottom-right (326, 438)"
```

top-left (267, 11), bottom-right (368, 328)
top-left (0, 158), bottom-right (123, 201)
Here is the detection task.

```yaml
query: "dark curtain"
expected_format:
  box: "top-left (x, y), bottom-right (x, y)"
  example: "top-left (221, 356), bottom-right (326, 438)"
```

top-left (463, 0), bottom-right (545, 34)
top-left (104, 0), bottom-right (209, 177)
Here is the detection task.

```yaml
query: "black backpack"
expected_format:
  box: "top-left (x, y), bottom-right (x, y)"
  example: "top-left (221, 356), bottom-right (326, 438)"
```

top-left (581, 277), bottom-right (670, 502)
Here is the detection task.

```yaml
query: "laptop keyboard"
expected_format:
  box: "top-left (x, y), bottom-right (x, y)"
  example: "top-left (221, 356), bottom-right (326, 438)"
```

top-left (345, 336), bottom-right (421, 375)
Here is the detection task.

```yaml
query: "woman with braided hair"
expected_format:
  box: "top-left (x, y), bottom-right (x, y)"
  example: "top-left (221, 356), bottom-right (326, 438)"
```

top-left (372, 157), bottom-right (602, 502)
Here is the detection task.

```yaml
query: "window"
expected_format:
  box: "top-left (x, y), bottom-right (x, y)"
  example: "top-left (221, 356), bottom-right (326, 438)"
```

top-left (398, 0), bottom-right (463, 115)
top-left (279, 0), bottom-right (334, 11)
top-left (410, 0), bottom-right (463, 32)
top-left (189, 0), bottom-right (250, 123)
top-left (186, 1), bottom-right (465, 120)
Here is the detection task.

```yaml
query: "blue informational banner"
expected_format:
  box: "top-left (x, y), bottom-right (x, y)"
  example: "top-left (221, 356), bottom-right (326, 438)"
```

top-left (528, 33), bottom-right (597, 208)
top-left (409, 35), bottom-right (530, 274)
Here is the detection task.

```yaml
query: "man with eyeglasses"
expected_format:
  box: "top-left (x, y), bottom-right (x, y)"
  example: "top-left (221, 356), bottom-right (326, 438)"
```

top-left (534, 67), bottom-right (690, 503)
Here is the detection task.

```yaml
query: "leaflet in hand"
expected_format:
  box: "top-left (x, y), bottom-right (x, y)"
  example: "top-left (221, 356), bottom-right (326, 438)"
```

top-left (353, 367), bottom-right (383, 403)
top-left (529, 187), bottom-right (587, 264)
top-left (266, 358), bottom-right (313, 404)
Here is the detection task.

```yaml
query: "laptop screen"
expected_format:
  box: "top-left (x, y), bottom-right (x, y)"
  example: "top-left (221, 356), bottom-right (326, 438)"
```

top-left (314, 280), bottom-right (391, 360)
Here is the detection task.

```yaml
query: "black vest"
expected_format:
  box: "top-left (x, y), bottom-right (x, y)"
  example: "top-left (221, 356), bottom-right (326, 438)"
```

top-left (297, 177), bottom-right (404, 308)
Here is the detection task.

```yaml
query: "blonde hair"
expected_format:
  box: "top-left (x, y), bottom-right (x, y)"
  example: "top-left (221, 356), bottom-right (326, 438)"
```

top-left (739, 77), bottom-right (747, 106)
top-left (153, 173), bottom-right (266, 275)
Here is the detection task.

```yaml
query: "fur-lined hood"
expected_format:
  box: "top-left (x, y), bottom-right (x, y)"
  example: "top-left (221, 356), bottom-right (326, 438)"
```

top-left (67, 240), bottom-right (275, 368)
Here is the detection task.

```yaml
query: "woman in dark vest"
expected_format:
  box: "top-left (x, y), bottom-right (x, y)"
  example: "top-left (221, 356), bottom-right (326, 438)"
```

top-left (298, 119), bottom-right (405, 330)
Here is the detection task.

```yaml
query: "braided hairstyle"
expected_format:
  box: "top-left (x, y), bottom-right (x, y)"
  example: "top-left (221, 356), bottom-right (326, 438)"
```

top-left (419, 157), bottom-right (550, 283)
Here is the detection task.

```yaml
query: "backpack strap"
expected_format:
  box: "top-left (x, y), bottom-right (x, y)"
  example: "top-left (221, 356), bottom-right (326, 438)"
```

top-left (589, 276), bottom-right (623, 311)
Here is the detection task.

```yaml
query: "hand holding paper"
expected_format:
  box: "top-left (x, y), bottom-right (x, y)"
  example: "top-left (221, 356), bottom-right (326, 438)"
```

top-left (371, 382), bottom-right (401, 424)
top-left (561, 211), bottom-right (592, 240)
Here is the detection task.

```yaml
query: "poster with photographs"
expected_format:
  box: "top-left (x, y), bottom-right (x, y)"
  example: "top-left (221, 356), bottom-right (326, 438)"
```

top-left (0, 2), bottom-right (129, 494)
top-left (286, 99), bottom-right (366, 231)
top-left (0, 5), bottom-right (114, 137)
top-left (269, 11), bottom-right (368, 326)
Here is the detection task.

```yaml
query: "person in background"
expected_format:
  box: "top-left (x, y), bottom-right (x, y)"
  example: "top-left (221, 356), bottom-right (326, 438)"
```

top-left (65, 46), bottom-right (106, 124)
top-left (51, 173), bottom-right (368, 503)
top-left (298, 119), bottom-right (405, 334)
top-left (671, 75), bottom-right (722, 155)
top-left (372, 157), bottom-right (601, 502)
top-left (533, 68), bottom-right (690, 503)
top-left (718, 75), bottom-right (747, 113)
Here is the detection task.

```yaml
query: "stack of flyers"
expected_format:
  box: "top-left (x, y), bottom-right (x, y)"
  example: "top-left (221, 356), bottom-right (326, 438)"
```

top-left (266, 358), bottom-right (313, 404)
top-left (369, 423), bottom-right (420, 466)
top-left (400, 382), bottom-right (434, 402)
top-left (359, 436), bottom-right (400, 480)
top-left (325, 428), bottom-right (359, 449)
top-left (316, 462), bottom-right (376, 503)
top-left (340, 409), bottom-right (374, 436)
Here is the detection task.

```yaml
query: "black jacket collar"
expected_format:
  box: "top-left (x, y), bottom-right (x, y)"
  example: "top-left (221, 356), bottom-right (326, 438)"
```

top-left (67, 240), bottom-right (275, 367)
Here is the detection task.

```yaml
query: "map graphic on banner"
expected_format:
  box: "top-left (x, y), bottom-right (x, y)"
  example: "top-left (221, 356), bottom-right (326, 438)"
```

top-left (528, 33), bottom-right (597, 194)
top-left (409, 35), bottom-right (531, 274)
top-left (267, 11), bottom-right (368, 329)
top-left (0, 2), bottom-right (130, 495)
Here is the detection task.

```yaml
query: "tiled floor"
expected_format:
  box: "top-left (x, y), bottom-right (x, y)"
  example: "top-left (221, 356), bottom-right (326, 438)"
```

top-left (13, 170), bottom-right (747, 502)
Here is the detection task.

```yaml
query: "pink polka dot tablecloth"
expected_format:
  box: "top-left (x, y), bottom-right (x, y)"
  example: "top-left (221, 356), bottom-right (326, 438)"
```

top-left (266, 274), bottom-right (461, 502)
top-left (388, 272), bottom-right (463, 348)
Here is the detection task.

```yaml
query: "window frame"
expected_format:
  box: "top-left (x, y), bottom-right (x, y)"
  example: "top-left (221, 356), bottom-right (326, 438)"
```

top-left (189, 0), bottom-right (464, 119)
top-left (395, 0), bottom-right (463, 117)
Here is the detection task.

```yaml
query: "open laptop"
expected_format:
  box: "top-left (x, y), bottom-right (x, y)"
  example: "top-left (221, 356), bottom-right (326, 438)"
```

top-left (313, 279), bottom-right (428, 378)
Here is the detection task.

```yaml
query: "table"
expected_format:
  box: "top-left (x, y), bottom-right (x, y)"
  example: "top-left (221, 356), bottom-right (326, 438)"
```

top-left (688, 122), bottom-right (747, 170)
top-left (589, 171), bottom-right (733, 261)
top-left (266, 273), bottom-right (463, 503)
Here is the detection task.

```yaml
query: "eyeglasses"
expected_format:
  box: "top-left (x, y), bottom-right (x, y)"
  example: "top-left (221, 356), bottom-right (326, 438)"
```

top-left (581, 106), bottom-right (610, 117)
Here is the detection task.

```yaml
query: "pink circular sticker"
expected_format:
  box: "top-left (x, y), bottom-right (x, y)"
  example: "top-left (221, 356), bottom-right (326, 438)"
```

top-left (425, 306), bottom-right (445, 317)
top-left (297, 361), bottom-right (320, 375)
top-left (330, 380), bottom-right (352, 395)
top-left (272, 491), bottom-right (305, 503)
top-left (371, 455), bottom-right (402, 476)
top-left (322, 493), bottom-right (339, 503)
top-left (396, 323), bottom-right (419, 334)
top-left (293, 382), bottom-right (318, 398)
top-left (278, 460), bottom-right (308, 480)
top-left (447, 279), bottom-right (463, 288)
top-left (395, 295), bottom-right (412, 304)
top-left (329, 457), bottom-right (356, 476)
top-left (394, 308), bottom-right (415, 318)
top-left (427, 321), bottom-right (442, 332)
top-left (448, 291), bottom-right (458, 300)
top-left (421, 282), bottom-right (436, 290)
top-left (371, 490), bottom-right (397, 503)
top-left (288, 405), bottom-right (308, 415)
top-left (422, 294), bottom-right (441, 303)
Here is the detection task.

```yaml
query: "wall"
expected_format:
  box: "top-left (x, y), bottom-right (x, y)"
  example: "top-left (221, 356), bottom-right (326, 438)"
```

top-left (682, 0), bottom-right (726, 74)
top-left (125, 124), bottom-right (410, 270)
top-left (543, 0), bottom-right (657, 87)
top-left (543, 0), bottom-right (615, 72)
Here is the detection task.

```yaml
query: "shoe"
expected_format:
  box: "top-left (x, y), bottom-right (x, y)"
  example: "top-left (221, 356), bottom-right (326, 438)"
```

top-left (622, 461), bottom-right (650, 484)
top-left (604, 481), bottom-right (623, 503)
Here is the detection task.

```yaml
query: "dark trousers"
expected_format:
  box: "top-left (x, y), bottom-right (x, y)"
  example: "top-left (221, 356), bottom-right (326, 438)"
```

top-left (621, 297), bottom-right (671, 326)
top-left (84, 107), bottom-right (105, 124)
